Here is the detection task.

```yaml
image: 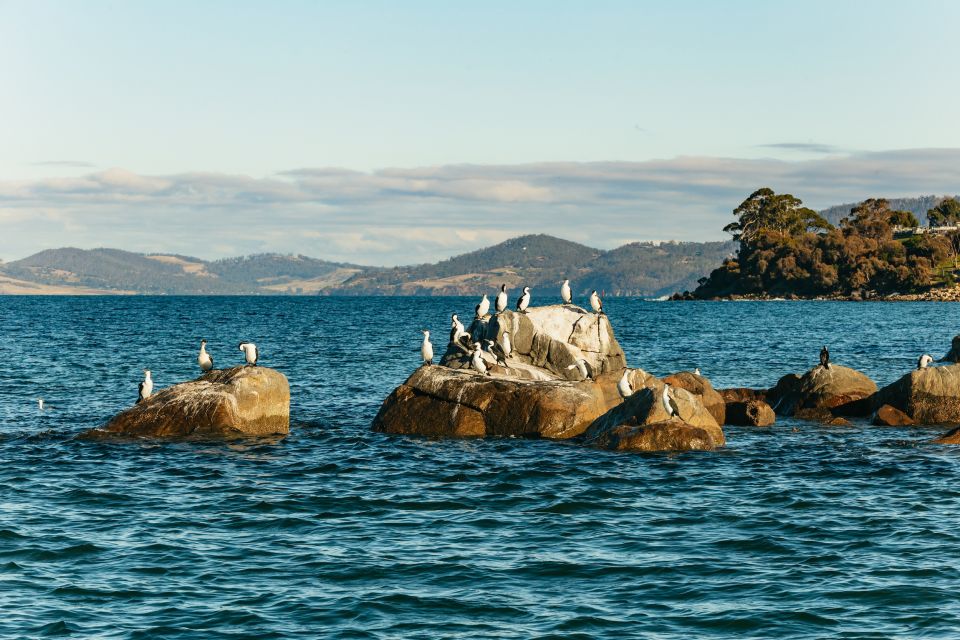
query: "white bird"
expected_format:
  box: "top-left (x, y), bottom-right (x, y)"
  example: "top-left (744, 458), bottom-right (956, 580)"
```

top-left (516, 286), bottom-right (531, 313)
top-left (198, 339), bottom-right (214, 372)
top-left (918, 354), bottom-right (933, 369)
top-left (662, 384), bottom-right (681, 417)
top-left (590, 290), bottom-right (603, 314)
top-left (694, 367), bottom-right (701, 376)
top-left (471, 344), bottom-right (489, 376)
top-left (501, 331), bottom-right (512, 358)
top-left (238, 342), bottom-right (259, 366)
top-left (475, 294), bottom-right (490, 319)
top-left (37, 398), bottom-right (50, 412)
top-left (137, 369), bottom-right (153, 404)
top-left (495, 284), bottom-right (508, 314)
top-left (561, 279), bottom-right (572, 305)
top-left (566, 358), bottom-right (594, 381)
top-left (451, 313), bottom-right (465, 335)
top-left (421, 330), bottom-right (434, 365)
top-left (449, 315), bottom-right (473, 354)
top-left (617, 370), bottom-right (633, 400)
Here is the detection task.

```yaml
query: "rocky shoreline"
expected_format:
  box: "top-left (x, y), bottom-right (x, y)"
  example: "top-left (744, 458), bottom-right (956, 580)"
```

top-left (671, 284), bottom-right (960, 302)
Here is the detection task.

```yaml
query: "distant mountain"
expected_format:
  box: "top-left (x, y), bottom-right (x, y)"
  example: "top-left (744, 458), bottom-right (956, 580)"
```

top-left (819, 195), bottom-right (958, 227)
top-left (0, 236), bottom-right (735, 296)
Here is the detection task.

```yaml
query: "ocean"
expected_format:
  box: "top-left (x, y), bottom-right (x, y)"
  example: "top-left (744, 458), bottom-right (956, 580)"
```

top-left (2, 296), bottom-right (960, 638)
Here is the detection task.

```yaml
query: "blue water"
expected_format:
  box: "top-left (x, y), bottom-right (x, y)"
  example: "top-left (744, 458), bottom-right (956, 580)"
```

top-left (3, 296), bottom-right (960, 639)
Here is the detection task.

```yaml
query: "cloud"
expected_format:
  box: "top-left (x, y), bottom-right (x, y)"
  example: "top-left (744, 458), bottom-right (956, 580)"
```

top-left (30, 160), bottom-right (96, 168)
top-left (1, 149), bottom-right (959, 264)
top-left (758, 142), bottom-right (840, 154)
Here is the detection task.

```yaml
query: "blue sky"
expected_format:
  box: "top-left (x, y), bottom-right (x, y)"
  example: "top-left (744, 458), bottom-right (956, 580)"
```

top-left (2, 1), bottom-right (959, 264)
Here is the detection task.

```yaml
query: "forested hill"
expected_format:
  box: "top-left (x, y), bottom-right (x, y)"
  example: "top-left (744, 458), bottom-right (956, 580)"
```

top-left (819, 195), bottom-right (958, 227)
top-left (0, 236), bottom-right (735, 296)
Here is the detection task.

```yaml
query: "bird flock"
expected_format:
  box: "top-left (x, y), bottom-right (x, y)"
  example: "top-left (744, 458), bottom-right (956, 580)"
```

top-left (419, 280), bottom-right (605, 378)
top-left (132, 339), bottom-right (261, 405)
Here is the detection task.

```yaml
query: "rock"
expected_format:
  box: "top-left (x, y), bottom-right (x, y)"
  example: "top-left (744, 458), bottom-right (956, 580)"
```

top-left (584, 382), bottom-right (725, 449)
top-left (874, 364), bottom-right (960, 425)
top-left (719, 387), bottom-right (767, 404)
top-left (934, 427), bottom-right (960, 444)
top-left (768, 365), bottom-right (877, 418)
top-left (941, 335), bottom-right (960, 363)
top-left (83, 366), bottom-right (290, 440)
top-left (872, 404), bottom-right (914, 427)
top-left (725, 400), bottom-right (776, 427)
top-left (372, 365), bottom-right (617, 439)
top-left (664, 371), bottom-right (725, 425)
top-left (589, 418), bottom-right (719, 452)
top-left (440, 305), bottom-right (627, 380)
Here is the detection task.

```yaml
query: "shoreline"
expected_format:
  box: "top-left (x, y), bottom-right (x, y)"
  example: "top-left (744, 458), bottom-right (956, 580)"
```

top-left (671, 284), bottom-right (960, 302)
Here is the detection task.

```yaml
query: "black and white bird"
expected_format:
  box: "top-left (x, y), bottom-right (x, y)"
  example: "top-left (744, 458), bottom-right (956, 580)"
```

top-left (451, 313), bottom-right (465, 335)
top-left (449, 316), bottom-right (474, 354)
top-left (566, 358), bottom-right (594, 381)
top-left (500, 331), bottom-right (512, 358)
top-left (820, 345), bottom-right (830, 369)
top-left (471, 344), bottom-right (489, 376)
top-left (198, 339), bottom-right (214, 372)
top-left (617, 369), bottom-right (633, 400)
top-left (421, 330), bottom-right (434, 365)
top-left (475, 294), bottom-right (490, 319)
top-left (137, 369), bottom-right (153, 404)
top-left (561, 279), bottom-right (572, 305)
top-left (694, 367), bottom-right (701, 376)
top-left (590, 290), bottom-right (603, 314)
top-left (516, 286), bottom-right (531, 313)
top-left (239, 342), bottom-right (259, 366)
top-left (918, 354), bottom-right (933, 369)
top-left (495, 284), bottom-right (508, 314)
top-left (662, 384), bottom-right (681, 417)
top-left (484, 339), bottom-right (510, 368)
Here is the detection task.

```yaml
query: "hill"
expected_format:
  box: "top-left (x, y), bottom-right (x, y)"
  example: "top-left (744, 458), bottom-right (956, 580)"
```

top-left (819, 195), bottom-right (958, 227)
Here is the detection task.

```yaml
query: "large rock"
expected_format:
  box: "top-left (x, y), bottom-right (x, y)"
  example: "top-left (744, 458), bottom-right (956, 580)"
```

top-left (83, 366), bottom-right (290, 440)
top-left (584, 381), bottom-right (725, 451)
top-left (664, 371), bottom-right (725, 425)
top-left (373, 365), bottom-right (619, 439)
top-left (767, 365), bottom-right (877, 419)
top-left (872, 404), bottom-right (914, 427)
top-left (941, 335), bottom-right (960, 363)
top-left (441, 305), bottom-right (626, 380)
top-left (874, 364), bottom-right (960, 425)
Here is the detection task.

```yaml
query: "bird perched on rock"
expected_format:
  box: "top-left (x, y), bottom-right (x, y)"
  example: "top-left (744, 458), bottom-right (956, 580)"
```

top-left (449, 316), bottom-right (473, 355)
top-left (484, 339), bottom-right (510, 368)
top-left (516, 286), bottom-right (531, 313)
top-left (420, 330), bottom-right (433, 365)
top-left (495, 284), bottom-right (508, 314)
top-left (694, 367), bottom-right (701, 376)
top-left (137, 369), bottom-right (153, 404)
top-left (451, 313), bottom-right (465, 336)
top-left (662, 384), bottom-right (680, 417)
top-left (561, 279), bottom-right (572, 305)
top-left (566, 358), bottom-right (594, 381)
top-left (198, 339), bottom-right (214, 372)
top-left (475, 294), bottom-right (490, 320)
top-left (500, 331), bottom-right (512, 358)
top-left (471, 344), bottom-right (490, 376)
top-left (590, 290), bottom-right (604, 314)
top-left (239, 342), bottom-right (259, 366)
top-left (617, 370), bottom-right (633, 400)
top-left (820, 345), bottom-right (830, 369)
top-left (918, 354), bottom-right (933, 369)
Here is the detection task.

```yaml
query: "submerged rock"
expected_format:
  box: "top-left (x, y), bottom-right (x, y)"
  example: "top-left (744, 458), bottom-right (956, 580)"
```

top-left (768, 365), bottom-right (877, 419)
top-left (871, 404), bottom-right (914, 427)
top-left (83, 366), bottom-right (290, 440)
top-left (589, 419), bottom-right (718, 453)
top-left (725, 400), bottom-right (776, 427)
top-left (875, 364), bottom-right (960, 425)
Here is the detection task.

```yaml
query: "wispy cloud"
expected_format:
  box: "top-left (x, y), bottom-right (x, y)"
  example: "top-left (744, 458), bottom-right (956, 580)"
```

top-left (2, 149), bottom-right (959, 264)
top-left (30, 160), bottom-right (96, 168)
top-left (758, 142), bottom-right (840, 154)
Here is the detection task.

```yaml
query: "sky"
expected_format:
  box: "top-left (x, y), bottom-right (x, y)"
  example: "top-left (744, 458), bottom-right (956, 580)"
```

top-left (1, 0), bottom-right (960, 265)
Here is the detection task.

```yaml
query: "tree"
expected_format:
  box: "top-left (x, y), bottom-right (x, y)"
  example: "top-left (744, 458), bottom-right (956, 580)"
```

top-left (888, 209), bottom-right (919, 228)
top-left (723, 188), bottom-right (833, 245)
top-left (842, 198), bottom-right (893, 239)
top-left (927, 197), bottom-right (960, 227)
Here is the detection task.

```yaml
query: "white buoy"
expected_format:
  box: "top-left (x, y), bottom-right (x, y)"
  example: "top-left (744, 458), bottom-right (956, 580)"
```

top-left (137, 369), bottom-right (153, 404)
top-left (238, 342), bottom-right (259, 366)
top-left (198, 339), bottom-right (214, 372)
top-left (516, 286), bottom-right (531, 313)
top-left (421, 330), bottom-right (434, 364)
top-left (561, 279), bottom-right (572, 304)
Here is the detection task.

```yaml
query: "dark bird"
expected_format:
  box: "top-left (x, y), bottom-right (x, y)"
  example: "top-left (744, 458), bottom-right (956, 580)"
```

top-left (820, 345), bottom-right (830, 369)
top-left (484, 339), bottom-right (510, 368)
